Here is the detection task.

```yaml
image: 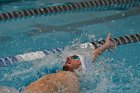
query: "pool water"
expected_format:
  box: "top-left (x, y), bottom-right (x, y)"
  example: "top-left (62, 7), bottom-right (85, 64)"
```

top-left (0, 0), bottom-right (140, 93)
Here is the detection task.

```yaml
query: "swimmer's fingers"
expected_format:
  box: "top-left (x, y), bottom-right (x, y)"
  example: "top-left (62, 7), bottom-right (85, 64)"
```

top-left (108, 40), bottom-right (116, 49)
top-left (104, 33), bottom-right (111, 47)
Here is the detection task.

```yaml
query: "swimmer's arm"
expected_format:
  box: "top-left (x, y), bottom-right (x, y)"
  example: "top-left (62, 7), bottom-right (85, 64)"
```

top-left (92, 33), bottom-right (114, 60)
top-left (92, 44), bottom-right (108, 60)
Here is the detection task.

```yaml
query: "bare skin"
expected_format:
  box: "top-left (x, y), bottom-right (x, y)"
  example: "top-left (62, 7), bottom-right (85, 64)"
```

top-left (25, 71), bottom-right (79, 93)
top-left (93, 33), bottom-right (115, 59)
top-left (24, 33), bottom-right (114, 93)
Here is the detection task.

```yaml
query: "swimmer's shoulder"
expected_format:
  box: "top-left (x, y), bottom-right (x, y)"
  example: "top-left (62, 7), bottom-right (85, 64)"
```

top-left (54, 71), bottom-right (79, 93)
top-left (37, 71), bottom-right (77, 82)
top-left (25, 71), bottom-right (79, 93)
top-left (55, 71), bottom-right (78, 81)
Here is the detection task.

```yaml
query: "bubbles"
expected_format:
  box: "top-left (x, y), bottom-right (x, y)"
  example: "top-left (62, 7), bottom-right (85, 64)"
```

top-left (77, 50), bottom-right (140, 93)
top-left (122, 13), bottom-right (125, 16)
top-left (112, 20), bottom-right (115, 23)
top-left (78, 57), bottom-right (112, 92)
top-left (132, 22), bottom-right (135, 25)
top-left (94, 78), bottom-right (115, 93)
top-left (88, 34), bottom-right (96, 41)
top-left (0, 86), bottom-right (19, 93)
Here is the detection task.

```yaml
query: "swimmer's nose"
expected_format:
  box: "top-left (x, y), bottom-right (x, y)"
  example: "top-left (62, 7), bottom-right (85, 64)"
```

top-left (67, 57), bottom-right (71, 61)
top-left (66, 57), bottom-right (72, 64)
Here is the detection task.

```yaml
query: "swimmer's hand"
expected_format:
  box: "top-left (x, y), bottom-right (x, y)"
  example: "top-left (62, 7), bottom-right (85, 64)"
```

top-left (93, 33), bottom-right (115, 60)
top-left (104, 33), bottom-right (115, 50)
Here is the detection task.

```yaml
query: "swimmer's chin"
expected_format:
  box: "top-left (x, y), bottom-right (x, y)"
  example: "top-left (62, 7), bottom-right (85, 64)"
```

top-left (63, 65), bottom-right (74, 72)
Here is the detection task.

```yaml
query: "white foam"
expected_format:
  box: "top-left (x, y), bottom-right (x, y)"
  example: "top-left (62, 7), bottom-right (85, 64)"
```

top-left (16, 51), bottom-right (45, 62)
top-left (0, 86), bottom-right (19, 93)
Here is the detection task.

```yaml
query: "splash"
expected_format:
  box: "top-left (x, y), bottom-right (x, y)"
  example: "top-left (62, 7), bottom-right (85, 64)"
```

top-left (0, 33), bottom-right (139, 93)
top-left (0, 86), bottom-right (18, 93)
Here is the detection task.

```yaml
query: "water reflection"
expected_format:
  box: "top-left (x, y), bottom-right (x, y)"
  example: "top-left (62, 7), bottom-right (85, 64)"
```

top-left (27, 7), bottom-right (140, 37)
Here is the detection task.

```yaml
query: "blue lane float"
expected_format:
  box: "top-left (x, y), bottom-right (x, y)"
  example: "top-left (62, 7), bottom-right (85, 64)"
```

top-left (0, 33), bottom-right (139, 67)
top-left (0, 0), bottom-right (140, 21)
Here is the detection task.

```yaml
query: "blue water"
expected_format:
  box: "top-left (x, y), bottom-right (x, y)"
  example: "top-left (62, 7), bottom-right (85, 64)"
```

top-left (0, 1), bottom-right (140, 93)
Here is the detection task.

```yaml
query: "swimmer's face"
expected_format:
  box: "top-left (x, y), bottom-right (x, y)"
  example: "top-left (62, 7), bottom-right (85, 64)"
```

top-left (63, 55), bottom-right (81, 72)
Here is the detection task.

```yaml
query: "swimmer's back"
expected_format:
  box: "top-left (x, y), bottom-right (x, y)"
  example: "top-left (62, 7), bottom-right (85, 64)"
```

top-left (24, 71), bottom-right (79, 93)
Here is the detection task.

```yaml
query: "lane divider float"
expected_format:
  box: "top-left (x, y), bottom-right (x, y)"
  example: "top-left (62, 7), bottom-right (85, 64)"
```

top-left (0, 0), bottom-right (140, 21)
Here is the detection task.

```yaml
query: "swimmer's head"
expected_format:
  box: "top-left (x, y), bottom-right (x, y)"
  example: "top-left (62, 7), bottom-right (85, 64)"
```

top-left (63, 55), bottom-right (91, 75)
top-left (63, 55), bottom-right (81, 72)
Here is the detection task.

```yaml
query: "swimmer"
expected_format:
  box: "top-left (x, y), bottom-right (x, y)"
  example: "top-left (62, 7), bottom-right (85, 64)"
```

top-left (23, 33), bottom-right (115, 93)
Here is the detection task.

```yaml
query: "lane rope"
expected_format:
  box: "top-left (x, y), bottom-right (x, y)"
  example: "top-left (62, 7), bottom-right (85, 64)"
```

top-left (0, 33), bottom-right (139, 67)
top-left (0, 0), bottom-right (140, 21)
